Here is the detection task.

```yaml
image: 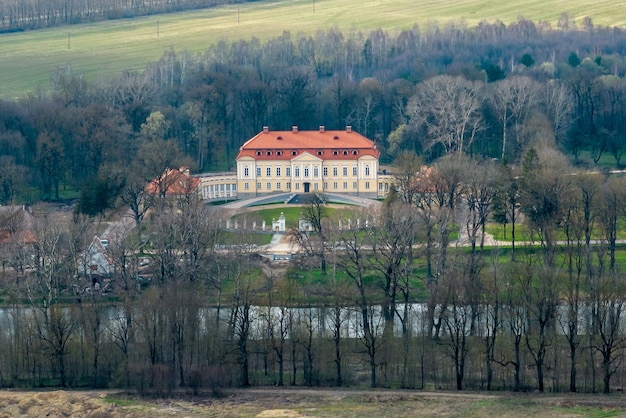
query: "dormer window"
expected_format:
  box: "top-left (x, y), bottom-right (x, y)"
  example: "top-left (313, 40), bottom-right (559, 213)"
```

top-left (276, 150), bottom-right (282, 156)
top-left (266, 151), bottom-right (272, 156)
top-left (353, 150), bottom-right (358, 155)
top-left (333, 150), bottom-right (338, 156)
top-left (317, 150), bottom-right (323, 156)
top-left (256, 151), bottom-right (262, 156)
top-left (342, 150), bottom-right (348, 155)
top-left (292, 150), bottom-right (298, 156)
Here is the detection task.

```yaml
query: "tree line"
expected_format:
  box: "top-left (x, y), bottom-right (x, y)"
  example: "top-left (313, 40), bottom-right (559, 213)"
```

top-left (2, 19), bottom-right (626, 209)
top-left (2, 141), bottom-right (626, 393)
top-left (0, 0), bottom-right (243, 32)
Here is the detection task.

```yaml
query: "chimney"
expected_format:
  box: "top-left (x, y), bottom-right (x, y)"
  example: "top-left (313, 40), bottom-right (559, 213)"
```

top-left (346, 125), bottom-right (352, 133)
top-left (292, 125), bottom-right (298, 133)
top-left (319, 125), bottom-right (325, 133)
top-left (263, 126), bottom-right (269, 133)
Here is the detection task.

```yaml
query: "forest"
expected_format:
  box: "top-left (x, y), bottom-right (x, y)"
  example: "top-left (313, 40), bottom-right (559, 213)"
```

top-left (1, 17), bottom-right (626, 207)
top-left (2, 149), bottom-right (626, 394)
top-left (2, 15), bottom-right (626, 394)
top-left (0, 0), bottom-right (244, 32)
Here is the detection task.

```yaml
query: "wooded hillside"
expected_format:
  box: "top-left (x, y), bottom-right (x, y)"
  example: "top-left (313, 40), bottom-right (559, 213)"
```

top-left (1, 20), bottom-right (626, 207)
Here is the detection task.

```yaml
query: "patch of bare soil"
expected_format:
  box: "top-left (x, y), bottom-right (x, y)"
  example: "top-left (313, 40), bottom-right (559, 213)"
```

top-left (0, 390), bottom-right (122, 418)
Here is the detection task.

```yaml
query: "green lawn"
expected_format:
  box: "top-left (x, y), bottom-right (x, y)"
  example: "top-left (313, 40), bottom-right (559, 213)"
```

top-left (486, 222), bottom-right (533, 242)
top-left (1, 0), bottom-right (625, 98)
top-left (487, 219), bottom-right (626, 242)
top-left (233, 206), bottom-right (358, 229)
top-left (218, 230), bottom-right (273, 246)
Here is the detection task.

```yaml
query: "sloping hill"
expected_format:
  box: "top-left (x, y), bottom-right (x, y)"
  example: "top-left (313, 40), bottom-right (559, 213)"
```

top-left (0, 0), bottom-right (624, 98)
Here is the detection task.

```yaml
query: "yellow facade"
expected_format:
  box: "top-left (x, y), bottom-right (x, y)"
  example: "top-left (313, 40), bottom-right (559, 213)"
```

top-left (236, 153), bottom-right (382, 199)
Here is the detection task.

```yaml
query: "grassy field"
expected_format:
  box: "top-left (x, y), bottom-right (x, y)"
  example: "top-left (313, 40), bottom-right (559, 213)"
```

top-left (0, 0), bottom-right (625, 98)
top-left (102, 388), bottom-right (626, 417)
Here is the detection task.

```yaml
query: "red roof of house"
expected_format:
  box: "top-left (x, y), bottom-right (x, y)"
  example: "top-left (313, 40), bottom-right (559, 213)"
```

top-left (0, 206), bottom-right (37, 244)
top-left (236, 126), bottom-right (379, 161)
top-left (145, 167), bottom-right (201, 196)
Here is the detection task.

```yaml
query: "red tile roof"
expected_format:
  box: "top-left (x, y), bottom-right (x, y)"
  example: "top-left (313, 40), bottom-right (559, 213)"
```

top-left (236, 127), bottom-right (379, 161)
top-left (0, 206), bottom-right (37, 244)
top-left (145, 168), bottom-right (201, 196)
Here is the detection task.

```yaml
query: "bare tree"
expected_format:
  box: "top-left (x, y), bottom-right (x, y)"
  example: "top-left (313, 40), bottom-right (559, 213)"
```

top-left (590, 271), bottom-right (626, 393)
top-left (544, 80), bottom-right (574, 148)
top-left (559, 186), bottom-right (588, 392)
top-left (32, 305), bottom-right (79, 387)
top-left (440, 269), bottom-right (472, 390)
top-left (338, 217), bottom-right (381, 388)
top-left (519, 145), bottom-right (573, 266)
top-left (292, 193), bottom-right (329, 275)
top-left (522, 265), bottom-right (560, 392)
top-left (492, 76), bottom-right (542, 160)
top-left (406, 75), bottom-right (485, 154)
top-left (595, 176), bottom-right (626, 275)
top-left (492, 161), bottom-right (520, 261)
top-left (370, 200), bottom-right (417, 337)
top-left (391, 150), bottom-right (423, 206)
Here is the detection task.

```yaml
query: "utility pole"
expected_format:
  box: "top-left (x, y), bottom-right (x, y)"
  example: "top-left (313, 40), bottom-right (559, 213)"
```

top-left (67, 32), bottom-right (70, 50)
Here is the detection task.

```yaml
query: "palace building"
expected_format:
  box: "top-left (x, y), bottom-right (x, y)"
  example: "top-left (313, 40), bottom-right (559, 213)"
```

top-left (235, 126), bottom-right (383, 199)
top-left (185, 126), bottom-right (393, 202)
